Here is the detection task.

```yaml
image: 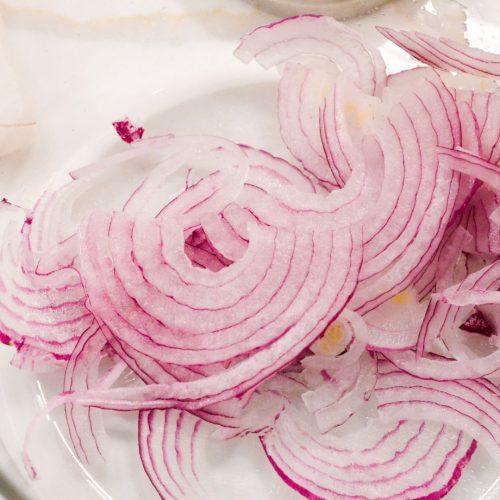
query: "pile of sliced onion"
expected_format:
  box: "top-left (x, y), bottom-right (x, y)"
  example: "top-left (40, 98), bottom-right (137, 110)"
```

top-left (1, 14), bottom-right (500, 500)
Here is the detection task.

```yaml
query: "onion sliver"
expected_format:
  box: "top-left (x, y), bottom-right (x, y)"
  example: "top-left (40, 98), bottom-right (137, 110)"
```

top-left (235, 15), bottom-right (386, 96)
top-left (376, 358), bottom-right (499, 462)
top-left (377, 27), bottom-right (500, 79)
top-left (139, 409), bottom-right (209, 499)
top-left (261, 400), bottom-right (476, 499)
top-left (439, 146), bottom-right (500, 192)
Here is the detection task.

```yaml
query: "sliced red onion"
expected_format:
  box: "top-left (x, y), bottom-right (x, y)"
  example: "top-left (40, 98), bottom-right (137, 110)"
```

top-left (320, 75), bottom-right (380, 188)
top-left (376, 358), bottom-right (499, 463)
top-left (112, 119), bottom-right (144, 144)
top-left (455, 91), bottom-right (500, 165)
top-left (68, 134), bottom-right (362, 411)
top-left (383, 347), bottom-right (500, 380)
top-left (236, 146), bottom-right (380, 230)
top-left (63, 324), bottom-right (108, 463)
top-left (439, 146), bottom-right (500, 192)
top-left (302, 352), bottom-right (376, 433)
top-left (9, 15), bottom-right (500, 499)
top-left (362, 288), bottom-right (428, 350)
top-left (416, 259), bottom-right (500, 370)
top-left (235, 15), bottom-right (386, 97)
top-left (75, 217), bottom-right (360, 409)
top-left (235, 15), bottom-right (385, 188)
top-left (377, 27), bottom-right (500, 78)
top-left (351, 71), bottom-right (464, 313)
top-left (277, 63), bottom-right (339, 188)
top-left (139, 409), bottom-right (209, 499)
top-left (0, 218), bottom-right (93, 363)
top-left (464, 188), bottom-right (500, 257)
top-left (261, 398), bottom-right (476, 499)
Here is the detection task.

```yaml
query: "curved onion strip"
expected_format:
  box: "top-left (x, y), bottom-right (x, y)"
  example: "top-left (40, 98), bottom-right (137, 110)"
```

top-left (138, 399), bottom-right (286, 500)
top-left (96, 328), bottom-right (269, 431)
top-left (65, 223), bottom-right (361, 410)
top-left (382, 350), bottom-right (500, 381)
top-left (0, 221), bottom-right (92, 359)
top-left (360, 71), bottom-right (460, 271)
top-left (320, 75), bottom-right (379, 188)
top-left (63, 324), bottom-right (108, 463)
top-left (122, 136), bottom-right (249, 220)
top-left (376, 359), bottom-right (500, 462)
top-left (235, 15), bottom-right (386, 96)
top-left (138, 409), bottom-right (208, 499)
top-left (69, 135), bottom-right (176, 180)
top-left (351, 74), bottom-right (462, 313)
top-left (439, 146), bottom-right (500, 192)
top-left (79, 141), bottom-right (363, 365)
top-left (231, 139), bottom-right (382, 229)
top-left (200, 214), bottom-right (247, 262)
top-left (444, 289), bottom-right (500, 307)
top-left (277, 63), bottom-right (339, 187)
top-left (377, 27), bottom-right (500, 79)
top-left (0, 136), bottom-right (201, 368)
top-left (122, 138), bottom-right (371, 231)
top-left (456, 91), bottom-right (500, 165)
top-left (302, 352), bottom-right (376, 433)
top-left (261, 401), bottom-right (476, 499)
top-left (362, 289), bottom-right (428, 350)
top-left (464, 188), bottom-right (500, 256)
top-left (417, 259), bottom-right (500, 356)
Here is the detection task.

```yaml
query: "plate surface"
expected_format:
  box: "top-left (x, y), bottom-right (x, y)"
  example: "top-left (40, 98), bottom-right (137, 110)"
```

top-left (0, 1), bottom-right (499, 498)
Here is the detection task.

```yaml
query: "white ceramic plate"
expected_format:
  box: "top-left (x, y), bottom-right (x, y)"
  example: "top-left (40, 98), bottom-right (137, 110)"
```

top-left (0, 1), bottom-right (499, 498)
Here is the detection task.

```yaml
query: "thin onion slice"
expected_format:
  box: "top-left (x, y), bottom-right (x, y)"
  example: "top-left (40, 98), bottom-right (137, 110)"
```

top-left (376, 358), bottom-right (499, 462)
top-left (377, 27), bottom-right (500, 79)
top-left (235, 15), bottom-right (386, 96)
top-left (261, 398), bottom-right (476, 499)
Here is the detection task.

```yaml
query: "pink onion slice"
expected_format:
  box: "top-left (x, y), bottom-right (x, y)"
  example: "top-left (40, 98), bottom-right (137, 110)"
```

top-left (277, 63), bottom-right (339, 187)
top-left (377, 27), bottom-right (500, 78)
top-left (63, 323), bottom-right (108, 463)
top-left (376, 358), bottom-right (499, 463)
top-left (351, 71), bottom-right (463, 313)
top-left (0, 218), bottom-right (93, 363)
top-left (10, 14), bottom-right (500, 499)
top-left (120, 134), bottom-right (355, 230)
top-left (417, 258), bottom-right (500, 359)
top-left (302, 352), bottom-right (376, 433)
top-left (138, 399), bottom-right (285, 499)
top-left (320, 75), bottom-right (380, 188)
top-left (139, 409), bottom-right (209, 499)
top-left (235, 15), bottom-right (385, 189)
top-left (382, 350), bottom-right (500, 381)
top-left (438, 146), bottom-right (500, 192)
top-left (261, 399), bottom-right (476, 499)
top-left (235, 15), bottom-right (386, 96)
top-left (464, 187), bottom-right (500, 257)
top-left (362, 288), bottom-right (428, 350)
top-left (75, 215), bottom-right (361, 409)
